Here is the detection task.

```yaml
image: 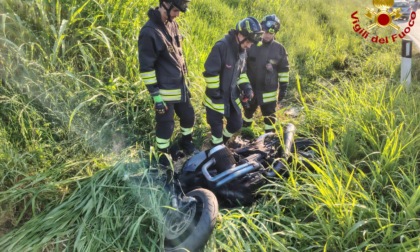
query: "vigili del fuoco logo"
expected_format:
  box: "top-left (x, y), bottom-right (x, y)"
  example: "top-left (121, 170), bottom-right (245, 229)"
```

top-left (351, 0), bottom-right (416, 43)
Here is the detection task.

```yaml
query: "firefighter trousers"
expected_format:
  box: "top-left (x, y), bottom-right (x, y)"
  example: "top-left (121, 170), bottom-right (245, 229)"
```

top-left (243, 100), bottom-right (276, 132)
top-left (206, 104), bottom-right (242, 145)
top-left (155, 98), bottom-right (195, 150)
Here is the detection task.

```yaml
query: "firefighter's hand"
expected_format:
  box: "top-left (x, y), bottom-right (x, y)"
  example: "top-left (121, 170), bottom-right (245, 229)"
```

top-left (155, 102), bottom-right (167, 114)
top-left (277, 98), bottom-right (287, 108)
top-left (278, 93), bottom-right (286, 107)
top-left (152, 95), bottom-right (167, 115)
top-left (241, 87), bottom-right (254, 102)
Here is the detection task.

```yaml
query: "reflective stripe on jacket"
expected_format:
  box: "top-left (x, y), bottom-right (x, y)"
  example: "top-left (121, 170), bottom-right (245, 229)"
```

top-left (138, 8), bottom-right (189, 103)
top-left (203, 30), bottom-right (250, 117)
top-left (246, 40), bottom-right (289, 105)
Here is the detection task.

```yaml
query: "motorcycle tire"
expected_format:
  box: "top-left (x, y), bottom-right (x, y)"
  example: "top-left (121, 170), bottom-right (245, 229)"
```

top-left (164, 188), bottom-right (218, 252)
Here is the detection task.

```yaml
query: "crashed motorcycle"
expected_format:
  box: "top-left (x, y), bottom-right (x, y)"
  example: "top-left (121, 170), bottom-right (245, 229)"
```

top-left (163, 123), bottom-right (318, 251)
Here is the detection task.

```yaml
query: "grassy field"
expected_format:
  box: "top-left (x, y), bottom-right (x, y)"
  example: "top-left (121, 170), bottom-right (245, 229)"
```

top-left (1, 0), bottom-right (420, 251)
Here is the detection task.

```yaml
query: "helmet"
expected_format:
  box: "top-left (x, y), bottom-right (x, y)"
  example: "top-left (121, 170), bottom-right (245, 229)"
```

top-left (172, 0), bottom-right (190, 12)
top-left (261, 14), bottom-right (281, 33)
top-left (235, 17), bottom-right (263, 44)
top-left (161, 0), bottom-right (190, 12)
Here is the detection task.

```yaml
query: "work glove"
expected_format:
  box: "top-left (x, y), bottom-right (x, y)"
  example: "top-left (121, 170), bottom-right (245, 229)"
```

top-left (278, 92), bottom-right (288, 108)
top-left (241, 87), bottom-right (254, 102)
top-left (152, 94), bottom-right (167, 115)
top-left (278, 83), bottom-right (287, 105)
top-left (240, 87), bottom-right (253, 109)
top-left (278, 93), bottom-right (285, 102)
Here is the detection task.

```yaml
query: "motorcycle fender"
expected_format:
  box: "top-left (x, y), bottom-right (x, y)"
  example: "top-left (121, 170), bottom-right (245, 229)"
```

top-left (182, 151), bottom-right (208, 173)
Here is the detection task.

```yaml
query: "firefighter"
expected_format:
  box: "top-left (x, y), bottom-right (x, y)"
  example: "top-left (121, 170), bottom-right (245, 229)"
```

top-left (243, 14), bottom-right (289, 133)
top-left (138, 0), bottom-right (196, 167)
top-left (203, 17), bottom-right (263, 146)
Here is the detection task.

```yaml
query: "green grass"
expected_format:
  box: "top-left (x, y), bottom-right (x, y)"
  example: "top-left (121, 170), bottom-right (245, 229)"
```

top-left (1, 0), bottom-right (420, 251)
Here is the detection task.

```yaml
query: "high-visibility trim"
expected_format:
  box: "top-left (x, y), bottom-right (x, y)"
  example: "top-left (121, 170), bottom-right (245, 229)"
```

top-left (205, 76), bottom-right (220, 89)
top-left (207, 83), bottom-right (220, 89)
top-left (264, 124), bottom-right (275, 131)
top-left (243, 116), bottom-right (253, 123)
top-left (161, 95), bottom-right (182, 101)
top-left (156, 137), bottom-right (170, 149)
top-left (181, 127), bottom-right (193, 135)
top-left (223, 128), bottom-right (234, 138)
top-left (237, 73), bottom-right (250, 85)
top-left (204, 96), bottom-right (224, 114)
top-left (235, 98), bottom-right (241, 107)
top-left (160, 88), bottom-right (181, 101)
top-left (278, 72), bottom-right (289, 83)
top-left (140, 70), bottom-right (157, 85)
top-left (212, 135), bottom-right (223, 145)
top-left (263, 91), bottom-right (277, 103)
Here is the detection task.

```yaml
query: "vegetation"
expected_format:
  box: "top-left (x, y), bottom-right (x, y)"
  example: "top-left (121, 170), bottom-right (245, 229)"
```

top-left (1, 0), bottom-right (419, 251)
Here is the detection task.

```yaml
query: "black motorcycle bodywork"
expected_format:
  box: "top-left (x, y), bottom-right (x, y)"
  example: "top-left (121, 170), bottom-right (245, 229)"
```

top-left (178, 124), bottom-right (317, 206)
top-left (163, 123), bottom-right (318, 251)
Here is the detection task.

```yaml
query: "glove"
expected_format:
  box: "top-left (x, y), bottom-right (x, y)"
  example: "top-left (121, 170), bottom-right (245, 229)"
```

top-left (278, 83), bottom-right (287, 102)
top-left (278, 93), bottom-right (285, 103)
top-left (152, 94), bottom-right (167, 115)
top-left (241, 87), bottom-right (254, 102)
top-left (277, 92), bottom-right (287, 108)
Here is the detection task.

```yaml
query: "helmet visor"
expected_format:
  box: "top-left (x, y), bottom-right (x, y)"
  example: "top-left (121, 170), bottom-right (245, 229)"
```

top-left (173, 0), bottom-right (189, 12)
top-left (264, 20), bottom-right (279, 33)
top-left (248, 32), bottom-right (263, 44)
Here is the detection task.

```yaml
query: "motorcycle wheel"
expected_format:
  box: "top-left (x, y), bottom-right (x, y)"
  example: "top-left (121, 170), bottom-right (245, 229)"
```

top-left (164, 188), bottom-right (218, 252)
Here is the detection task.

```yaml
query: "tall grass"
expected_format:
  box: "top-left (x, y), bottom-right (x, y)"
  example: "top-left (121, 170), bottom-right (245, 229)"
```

top-left (1, 160), bottom-right (167, 251)
top-left (1, 0), bottom-right (420, 251)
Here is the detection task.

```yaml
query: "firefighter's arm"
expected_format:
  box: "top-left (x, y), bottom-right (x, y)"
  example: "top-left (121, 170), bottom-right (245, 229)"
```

top-left (138, 28), bottom-right (167, 114)
top-left (277, 49), bottom-right (290, 102)
top-left (203, 42), bottom-right (223, 98)
top-left (238, 64), bottom-right (253, 101)
top-left (138, 28), bottom-right (160, 95)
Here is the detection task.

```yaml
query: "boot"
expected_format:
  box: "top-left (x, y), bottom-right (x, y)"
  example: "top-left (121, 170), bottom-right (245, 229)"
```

top-left (157, 148), bottom-right (172, 168)
top-left (223, 136), bottom-right (230, 145)
top-left (163, 168), bottom-right (174, 193)
top-left (148, 148), bottom-right (172, 189)
top-left (179, 134), bottom-right (198, 155)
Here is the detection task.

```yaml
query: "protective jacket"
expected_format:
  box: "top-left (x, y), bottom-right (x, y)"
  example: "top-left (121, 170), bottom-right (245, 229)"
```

top-left (138, 8), bottom-right (189, 103)
top-left (246, 39), bottom-right (289, 105)
top-left (203, 30), bottom-right (251, 117)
